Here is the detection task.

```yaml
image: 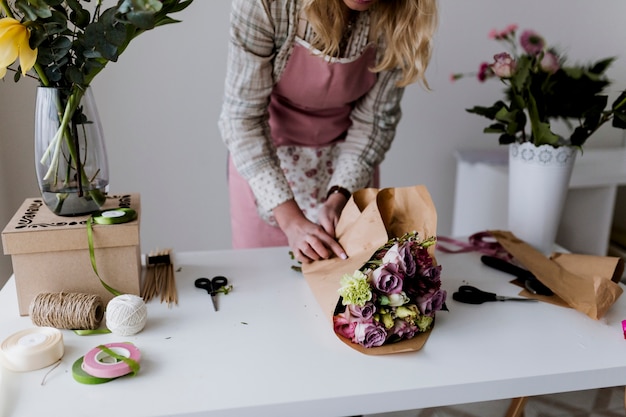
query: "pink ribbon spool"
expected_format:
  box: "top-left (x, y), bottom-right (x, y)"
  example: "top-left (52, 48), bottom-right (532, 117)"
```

top-left (81, 342), bottom-right (141, 379)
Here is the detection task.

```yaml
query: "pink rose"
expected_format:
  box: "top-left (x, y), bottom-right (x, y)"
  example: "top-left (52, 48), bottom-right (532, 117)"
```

top-left (333, 314), bottom-right (357, 340)
top-left (354, 322), bottom-right (387, 348)
top-left (490, 53), bottom-right (517, 78)
top-left (540, 51), bottom-right (560, 74)
top-left (520, 30), bottom-right (545, 55)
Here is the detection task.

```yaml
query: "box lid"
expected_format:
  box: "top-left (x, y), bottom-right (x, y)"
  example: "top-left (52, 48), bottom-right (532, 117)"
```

top-left (2, 194), bottom-right (140, 255)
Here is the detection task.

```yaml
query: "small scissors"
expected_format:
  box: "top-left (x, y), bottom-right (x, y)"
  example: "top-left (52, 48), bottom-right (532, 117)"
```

top-left (452, 285), bottom-right (537, 305)
top-left (194, 276), bottom-right (229, 311)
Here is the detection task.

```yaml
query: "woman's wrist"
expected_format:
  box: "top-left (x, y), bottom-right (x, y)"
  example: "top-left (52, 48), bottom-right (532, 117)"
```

top-left (326, 185), bottom-right (351, 201)
top-left (273, 199), bottom-right (305, 230)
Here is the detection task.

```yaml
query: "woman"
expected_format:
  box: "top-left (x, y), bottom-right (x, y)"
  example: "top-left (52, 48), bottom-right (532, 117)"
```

top-left (219, 0), bottom-right (438, 264)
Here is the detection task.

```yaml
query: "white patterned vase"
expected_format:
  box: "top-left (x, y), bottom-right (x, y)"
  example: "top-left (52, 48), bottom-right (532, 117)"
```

top-left (508, 142), bottom-right (577, 255)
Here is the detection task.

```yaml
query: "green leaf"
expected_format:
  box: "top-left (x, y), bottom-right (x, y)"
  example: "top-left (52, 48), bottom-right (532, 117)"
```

top-left (532, 120), bottom-right (560, 146)
top-left (612, 91), bottom-right (626, 129)
top-left (125, 11), bottom-right (157, 29)
top-left (154, 16), bottom-right (180, 27)
top-left (612, 91), bottom-right (626, 112)
top-left (104, 22), bottom-right (129, 47)
top-left (498, 133), bottom-right (517, 145)
top-left (589, 57), bottom-right (615, 76)
top-left (613, 113), bottom-right (626, 129)
top-left (15, 0), bottom-right (52, 19)
top-left (484, 123), bottom-right (506, 134)
top-left (84, 22), bottom-right (120, 62)
top-left (66, 0), bottom-right (91, 29)
top-left (466, 101), bottom-right (507, 120)
top-left (509, 55), bottom-right (532, 92)
top-left (65, 65), bottom-right (85, 85)
top-left (570, 126), bottom-right (591, 147)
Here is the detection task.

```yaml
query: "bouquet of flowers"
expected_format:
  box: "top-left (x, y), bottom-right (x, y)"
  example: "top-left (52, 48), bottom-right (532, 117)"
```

top-left (302, 185), bottom-right (444, 355)
top-left (333, 232), bottom-right (446, 348)
top-left (451, 24), bottom-right (626, 148)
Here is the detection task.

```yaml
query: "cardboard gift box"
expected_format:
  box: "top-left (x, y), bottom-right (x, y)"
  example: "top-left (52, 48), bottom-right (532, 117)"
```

top-left (1, 194), bottom-right (142, 316)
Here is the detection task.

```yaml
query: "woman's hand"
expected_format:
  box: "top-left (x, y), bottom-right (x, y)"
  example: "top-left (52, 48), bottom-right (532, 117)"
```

top-left (274, 200), bottom-right (347, 264)
top-left (318, 191), bottom-right (349, 239)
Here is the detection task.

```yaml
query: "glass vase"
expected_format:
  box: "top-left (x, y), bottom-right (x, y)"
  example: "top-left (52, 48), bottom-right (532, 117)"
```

top-left (34, 86), bottom-right (109, 216)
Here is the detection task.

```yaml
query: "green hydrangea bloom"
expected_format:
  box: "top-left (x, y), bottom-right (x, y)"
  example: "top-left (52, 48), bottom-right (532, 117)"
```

top-left (416, 315), bottom-right (434, 332)
top-left (338, 270), bottom-right (372, 306)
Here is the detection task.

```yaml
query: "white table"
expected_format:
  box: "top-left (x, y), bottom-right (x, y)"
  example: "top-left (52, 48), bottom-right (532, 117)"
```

top-left (452, 147), bottom-right (626, 256)
top-left (1, 246), bottom-right (626, 417)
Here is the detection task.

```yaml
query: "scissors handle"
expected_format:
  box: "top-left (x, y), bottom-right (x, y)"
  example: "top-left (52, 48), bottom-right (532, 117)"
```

top-left (210, 276), bottom-right (228, 295)
top-left (195, 277), bottom-right (212, 293)
top-left (452, 285), bottom-right (497, 304)
top-left (195, 276), bottom-right (229, 312)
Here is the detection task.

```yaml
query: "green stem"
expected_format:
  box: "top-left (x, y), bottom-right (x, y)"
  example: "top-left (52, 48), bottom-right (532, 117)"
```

top-left (33, 63), bottom-right (49, 86)
top-left (40, 86), bottom-right (106, 207)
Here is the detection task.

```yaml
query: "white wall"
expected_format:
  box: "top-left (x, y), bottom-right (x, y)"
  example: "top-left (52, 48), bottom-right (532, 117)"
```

top-left (1, 0), bottom-right (625, 287)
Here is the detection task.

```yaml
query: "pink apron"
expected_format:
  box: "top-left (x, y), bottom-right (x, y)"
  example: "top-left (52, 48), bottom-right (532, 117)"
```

top-left (229, 36), bottom-right (377, 249)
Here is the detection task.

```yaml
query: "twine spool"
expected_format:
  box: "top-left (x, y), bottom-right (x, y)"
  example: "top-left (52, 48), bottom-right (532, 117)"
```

top-left (105, 294), bottom-right (147, 336)
top-left (29, 293), bottom-right (104, 330)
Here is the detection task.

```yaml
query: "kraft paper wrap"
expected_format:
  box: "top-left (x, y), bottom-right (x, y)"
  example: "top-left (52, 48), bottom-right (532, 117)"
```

top-left (490, 230), bottom-right (624, 320)
top-left (302, 185), bottom-right (438, 355)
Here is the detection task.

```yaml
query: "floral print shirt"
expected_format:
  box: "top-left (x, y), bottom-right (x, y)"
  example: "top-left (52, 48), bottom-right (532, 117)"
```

top-left (218, 0), bottom-right (405, 219)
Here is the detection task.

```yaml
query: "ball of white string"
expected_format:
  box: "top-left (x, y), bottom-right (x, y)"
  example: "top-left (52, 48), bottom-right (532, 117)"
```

top-left (105, 294), bottom-right (147, 336)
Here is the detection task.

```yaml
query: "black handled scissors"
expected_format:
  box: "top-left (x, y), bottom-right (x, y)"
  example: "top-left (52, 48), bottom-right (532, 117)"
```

top-left (481, 255), bottom-right (553, 296)
top-left (195, 276), bottom-right (229, 311)
top-left (452, 285), bottom-right (537, 305)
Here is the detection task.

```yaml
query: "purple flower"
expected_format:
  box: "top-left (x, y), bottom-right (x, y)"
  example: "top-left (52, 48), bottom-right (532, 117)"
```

top-left (415, 246), bottom-right (434, 269)
top-left (390, 319), bottom-right (419, 340)
top-left (371, 263), bottom-right (404, 295)
top-left (421, 264), bottom-right (442, 286)
top-left (417, 289), bottom-right (447, 316)
top-left (348, 302), bottom-right (376, 322)
top-left (405, 264), bottom-right (441, 297)
top-left (477, 62), bottom-right (494, 82)
top-left (382, 242), bottom-right (416, 277)
top-left (400, 243), bottom-right (417, 276)
top-left (354, 321), bottom-right (387, 348)
top-left (490, 53), bottom-right (517, 78)
top-left (520, 30), bottom-right (545, 55)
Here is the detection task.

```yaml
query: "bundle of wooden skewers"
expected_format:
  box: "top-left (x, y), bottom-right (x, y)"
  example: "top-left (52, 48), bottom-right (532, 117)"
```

top-left (142, 248), bottom-right (178, 307)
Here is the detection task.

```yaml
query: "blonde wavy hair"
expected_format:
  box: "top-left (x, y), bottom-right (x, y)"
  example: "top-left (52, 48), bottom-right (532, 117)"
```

top-left (303, 0), bottom-right (438, 88)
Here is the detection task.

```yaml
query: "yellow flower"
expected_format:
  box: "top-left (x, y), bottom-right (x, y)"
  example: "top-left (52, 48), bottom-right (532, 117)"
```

top-left (0, 17), bottom-right (37, 78)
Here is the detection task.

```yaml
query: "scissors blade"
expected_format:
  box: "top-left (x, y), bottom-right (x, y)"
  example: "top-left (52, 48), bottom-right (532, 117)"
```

top-left (495, 296), bottom-right (537, 302)
top-left (211, 293), bottom-right (219, 311)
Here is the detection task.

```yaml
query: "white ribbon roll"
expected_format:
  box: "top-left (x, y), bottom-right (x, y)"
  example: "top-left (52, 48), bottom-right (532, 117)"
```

top-left (0, 327), bottom-right (64, 372)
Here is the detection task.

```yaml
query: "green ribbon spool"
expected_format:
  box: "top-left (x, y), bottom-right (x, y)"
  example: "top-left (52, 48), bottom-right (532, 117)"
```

top-left (72, 356), bottom-right (116, 385)
top-left (86, 208), bottom-right (138, 297)
top-left (92, 208), bottom-right (138, 225)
